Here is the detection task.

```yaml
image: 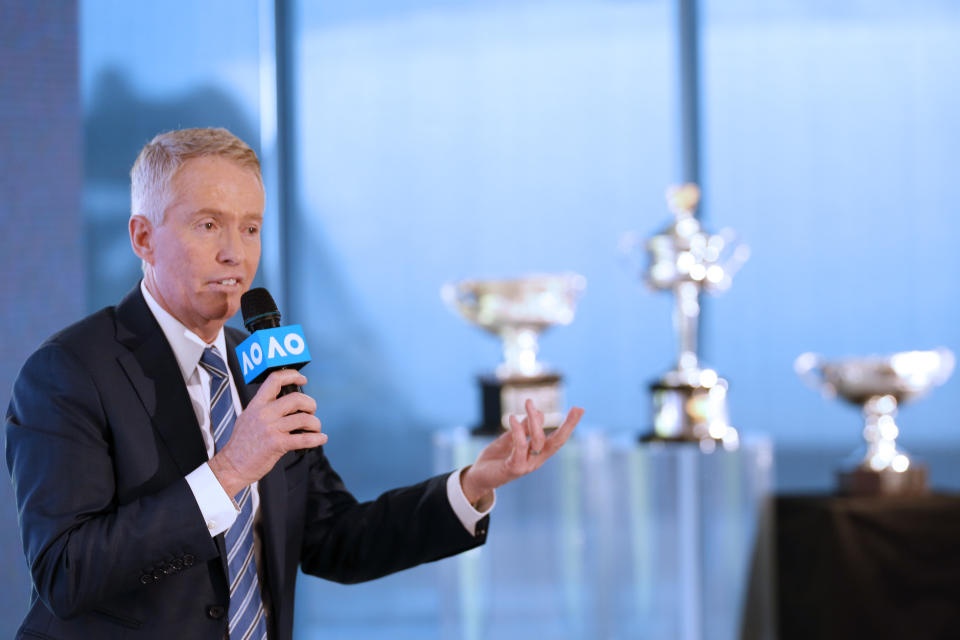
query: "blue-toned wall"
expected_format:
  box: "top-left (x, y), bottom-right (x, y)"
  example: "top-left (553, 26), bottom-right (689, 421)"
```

top-left (1, 3), bottom-right (83, 637)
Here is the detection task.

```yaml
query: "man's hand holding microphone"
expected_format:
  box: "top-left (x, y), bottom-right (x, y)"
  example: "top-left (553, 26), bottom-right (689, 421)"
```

top-left (208, 288), bottom-right (325, 498)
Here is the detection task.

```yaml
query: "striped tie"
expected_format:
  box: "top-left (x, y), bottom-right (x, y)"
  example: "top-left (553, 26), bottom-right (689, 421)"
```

top-left (200, 347), bottom-right (268, 640)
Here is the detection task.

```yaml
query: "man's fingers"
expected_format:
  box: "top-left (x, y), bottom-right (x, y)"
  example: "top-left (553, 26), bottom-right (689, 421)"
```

top-left (277, 412), bottom-right (322, 434)
top-left (269, 391), bottom-right (317, 418)
top-left (287, 431), bottom-right (328, 450)
top-left (507, 414), bottom-right (526, 465)
top-left (525, 398), bottom-right (546, 455)
top-left (544, 406), bottom-right (584, 455)
top-left (253, 369), bottom-right (308, 404)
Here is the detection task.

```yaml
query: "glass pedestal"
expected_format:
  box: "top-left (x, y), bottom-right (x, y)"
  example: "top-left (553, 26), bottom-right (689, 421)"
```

top-left (433, 427), bottom-right (775, 640)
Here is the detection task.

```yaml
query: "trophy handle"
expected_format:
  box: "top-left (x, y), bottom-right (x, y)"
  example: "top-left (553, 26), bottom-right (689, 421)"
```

top-left (711, 229), bottom-right (751, 291)
top-left (440, 282), bottom-right (473, 321)
top-left (794, 352), bottom-right (833, 397)
top-left (934, 347), bottom-right (956, 385)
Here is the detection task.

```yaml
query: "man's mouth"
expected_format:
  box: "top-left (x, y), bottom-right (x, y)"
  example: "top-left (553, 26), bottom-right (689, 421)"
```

top-left (210, 278), bottom-right (242, 287)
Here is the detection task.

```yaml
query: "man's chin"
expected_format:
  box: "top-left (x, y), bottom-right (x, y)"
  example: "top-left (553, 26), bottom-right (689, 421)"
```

top-left (199, 295), bottom-right (239, 324)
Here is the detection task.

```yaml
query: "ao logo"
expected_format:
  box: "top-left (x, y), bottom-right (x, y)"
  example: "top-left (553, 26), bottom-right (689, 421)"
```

top-left (235, 324), bottom-right (311, 384)
top-left (242, 332), bottom-right (305, 371)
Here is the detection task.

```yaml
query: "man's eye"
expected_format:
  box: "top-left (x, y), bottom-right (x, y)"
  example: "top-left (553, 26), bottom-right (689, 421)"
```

top-left (202, 222), bottom-right (215, 230)
top-left (247, 226), bottom-right (260, 234)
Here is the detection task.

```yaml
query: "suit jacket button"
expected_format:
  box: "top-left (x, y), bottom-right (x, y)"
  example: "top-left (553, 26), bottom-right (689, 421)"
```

top-left (207, 605), bottom-right (226, 619)
top-left (139, 574), bottom-right (152, 585)
top-left (183, 554), bottom-right (195, 566)
top-left (173, 558), bottom-right (184, 570)
top-left (152, 568), bottom-right (164, 580)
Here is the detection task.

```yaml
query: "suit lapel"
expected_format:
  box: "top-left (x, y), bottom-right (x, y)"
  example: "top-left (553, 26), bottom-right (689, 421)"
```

top-left (114, 286), bottom-right (208, 476)
top-left (226, 329), bottom-right (288, 623)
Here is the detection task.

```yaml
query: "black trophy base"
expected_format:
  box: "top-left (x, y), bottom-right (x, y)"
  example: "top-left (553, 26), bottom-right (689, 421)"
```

top-left (472, 373), bottom-right (563, 436)
top-left (639, 379), bottom-right (729, 444)
top-left (638, 431), bottom-right (701, 444)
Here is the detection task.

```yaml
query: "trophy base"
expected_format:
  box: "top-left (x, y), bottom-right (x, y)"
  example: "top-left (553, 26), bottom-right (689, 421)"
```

top-left (837, 465), bottom-right (929, 496)
top-left (473, 373), bottom-right (564, 436)
top-left (642, 377), bottom-right (737, 449)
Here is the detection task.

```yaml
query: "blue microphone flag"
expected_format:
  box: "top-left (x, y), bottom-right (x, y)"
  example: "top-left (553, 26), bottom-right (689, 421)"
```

top-left (235, 324), bottom-right (311, 384)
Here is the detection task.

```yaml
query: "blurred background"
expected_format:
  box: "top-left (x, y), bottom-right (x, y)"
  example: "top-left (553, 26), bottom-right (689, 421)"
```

top-left (2, 0), bottom-right (959, 638)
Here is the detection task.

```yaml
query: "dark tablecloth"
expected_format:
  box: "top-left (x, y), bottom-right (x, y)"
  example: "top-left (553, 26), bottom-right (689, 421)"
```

top-left (776, 494), bottom-right (960, 640)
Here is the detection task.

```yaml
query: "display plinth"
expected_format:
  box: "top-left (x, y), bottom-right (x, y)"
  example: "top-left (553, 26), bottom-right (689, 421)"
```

top-left (433, 428), bottom-right (775, 640)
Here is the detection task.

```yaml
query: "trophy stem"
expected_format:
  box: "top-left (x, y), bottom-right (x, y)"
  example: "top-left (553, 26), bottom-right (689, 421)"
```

top-left (839, 393), bottom-right (927, 495)
top-left (498, 326), bottom-right (543, 378)
top-left (673, 281), bottom-right (700, 371)
top-left (859, 394), bottom-right (907, 472)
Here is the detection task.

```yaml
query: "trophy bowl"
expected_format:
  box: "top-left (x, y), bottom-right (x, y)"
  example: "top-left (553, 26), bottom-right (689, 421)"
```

top-left (441, 272), bottom-right (586, 378)
top-left (795, 348), bottom-right (955, 495)
top-left (442, 272), bottom-right (586, 434)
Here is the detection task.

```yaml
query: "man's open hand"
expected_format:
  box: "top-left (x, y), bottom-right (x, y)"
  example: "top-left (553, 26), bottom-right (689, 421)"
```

top-left (459, 399), bottom-right (585, 508)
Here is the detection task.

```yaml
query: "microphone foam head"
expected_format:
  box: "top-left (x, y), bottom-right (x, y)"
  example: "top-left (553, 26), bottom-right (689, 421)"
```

top-left (241, 287), bottom-right (281, 331)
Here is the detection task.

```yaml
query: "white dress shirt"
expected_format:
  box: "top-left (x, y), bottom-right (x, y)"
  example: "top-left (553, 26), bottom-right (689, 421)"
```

top-left (140, 281), bottom-right (492, 539)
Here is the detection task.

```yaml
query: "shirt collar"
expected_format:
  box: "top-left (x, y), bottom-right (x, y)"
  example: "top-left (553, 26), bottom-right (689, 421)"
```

top-left (140, 280), bottom-right (229, 383)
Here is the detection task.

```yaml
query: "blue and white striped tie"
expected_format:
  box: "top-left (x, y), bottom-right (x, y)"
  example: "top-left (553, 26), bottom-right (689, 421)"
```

top-left (200, 346), bottom-right (268, 640)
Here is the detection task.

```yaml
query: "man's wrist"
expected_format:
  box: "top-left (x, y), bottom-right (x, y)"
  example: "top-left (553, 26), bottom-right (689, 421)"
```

top-left (207, 453), bottom-right (245, 499)
top-left (459, 466), bottom-right (494, 511)
top-left (447, 467), bottom-right (495, 536)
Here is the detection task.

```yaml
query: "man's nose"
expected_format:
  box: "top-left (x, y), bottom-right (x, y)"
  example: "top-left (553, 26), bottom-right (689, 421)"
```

top-left (217, 227), bottom-right (243, 264)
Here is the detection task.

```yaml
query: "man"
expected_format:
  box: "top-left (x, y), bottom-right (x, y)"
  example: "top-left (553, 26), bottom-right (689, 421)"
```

top-left (5, 128), bottom-right (584, 640)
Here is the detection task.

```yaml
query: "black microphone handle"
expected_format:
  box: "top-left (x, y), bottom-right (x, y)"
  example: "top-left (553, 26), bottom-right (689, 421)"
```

top-left (279, 382), bottom-right (301, 397)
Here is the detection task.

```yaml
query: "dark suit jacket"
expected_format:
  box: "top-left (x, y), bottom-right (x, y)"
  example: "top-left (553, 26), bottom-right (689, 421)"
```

top-left (5, 287), bottom-right (487, 639)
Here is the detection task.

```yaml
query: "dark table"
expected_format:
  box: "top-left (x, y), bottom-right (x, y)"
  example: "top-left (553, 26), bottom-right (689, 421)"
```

top-left (776, 494), bottom-right (960, 640)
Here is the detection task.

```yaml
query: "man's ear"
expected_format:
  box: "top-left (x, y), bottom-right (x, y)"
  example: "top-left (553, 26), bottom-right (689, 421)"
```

top-left (129, 215), bottom-right (154, 265)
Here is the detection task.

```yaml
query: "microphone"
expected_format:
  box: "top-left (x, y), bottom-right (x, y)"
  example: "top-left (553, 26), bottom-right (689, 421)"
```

top-left (237, 288), bottom-right (311, 397)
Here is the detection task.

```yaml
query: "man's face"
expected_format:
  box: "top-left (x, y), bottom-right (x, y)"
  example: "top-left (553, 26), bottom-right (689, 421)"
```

top-left (138, 155), bottom-right (264, 342)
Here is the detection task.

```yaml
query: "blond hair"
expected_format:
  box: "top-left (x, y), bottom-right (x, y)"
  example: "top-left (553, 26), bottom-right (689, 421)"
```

top-left (130, 127), bottom-right (262, 225)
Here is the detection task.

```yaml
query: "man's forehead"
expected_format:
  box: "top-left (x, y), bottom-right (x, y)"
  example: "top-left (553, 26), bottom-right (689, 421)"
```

top-left (161, 156), bottom-right (265, 220)
top-left (167, 157), bottom-right (263, 195)
top-left (172, 154), bottom-right (262, 182)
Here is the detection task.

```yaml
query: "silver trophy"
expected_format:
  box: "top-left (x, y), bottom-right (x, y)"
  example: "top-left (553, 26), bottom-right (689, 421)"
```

top-left (623, 184), bottom-right (749, 451)
top-left (442, 273), bottom-right (586, 434)
top-left (795, 348), bottom-right (955, 495)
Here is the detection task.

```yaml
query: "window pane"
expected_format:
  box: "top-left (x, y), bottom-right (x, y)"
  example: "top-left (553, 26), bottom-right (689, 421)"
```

top-left (701, 1), bottom-right (960, 459)
top-left (81, 0), bottom-right (262, 310)
top-left (290, 0), bottom-right (677, 470)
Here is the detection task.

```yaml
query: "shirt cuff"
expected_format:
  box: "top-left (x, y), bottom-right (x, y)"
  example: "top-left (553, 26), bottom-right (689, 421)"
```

top-left (446, 467), bottom-right (495, 536)
top-left (185, 463), bottom-right (240, 537)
